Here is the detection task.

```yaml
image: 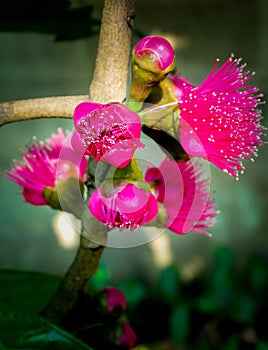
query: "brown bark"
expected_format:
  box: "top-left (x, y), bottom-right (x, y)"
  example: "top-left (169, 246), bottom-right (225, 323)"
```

top-left (41, 235), bottom-right (105, 324)
top-left (89, 0), bottom-right (135, 103)
top-left (0, 95), bottom-right (88, 127)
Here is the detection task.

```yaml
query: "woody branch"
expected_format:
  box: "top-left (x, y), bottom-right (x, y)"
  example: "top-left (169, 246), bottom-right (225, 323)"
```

top-left (39, 0), bottom-right (135, 324)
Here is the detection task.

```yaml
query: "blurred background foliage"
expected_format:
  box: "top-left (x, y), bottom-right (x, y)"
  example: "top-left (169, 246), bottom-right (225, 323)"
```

top-left (0, 0), bottom-right (268, 349)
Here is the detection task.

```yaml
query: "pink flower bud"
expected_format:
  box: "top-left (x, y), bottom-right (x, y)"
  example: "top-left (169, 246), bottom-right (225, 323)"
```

top-left (130, 36), bottom-right (176, 102)
top-left (118, 322), bottom-right (137, 348)
top-left (73, 102), bottom-right (144, 168)
top-left (89, 182), bottom-right (158, 230)
top-left (134, 35), bottom-right (175, 73)
top-left (96, 286), bottom-right (127, 318)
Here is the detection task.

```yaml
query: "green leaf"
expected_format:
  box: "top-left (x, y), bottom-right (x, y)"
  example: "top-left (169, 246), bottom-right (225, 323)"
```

top-left (229, 294), bottom-right (256, 324)
top-left (87, 263), bottom-right (110, 290)
top-left (257, 341), bottom-right (268, 350)
top-left (0, 269), bottom-right (61, 314)
top-left (116, 280), bottom-right (147, 308)
top-left (0, 311), bottom-right (93, 349)
top-left (243, 254), bottom-right (268, 294)
top-left (221, 335), bottom-right (240, 350)
top-left (213, 246), bottom-right (235, 273)
top-left (0, 341), bottom-right (7, 350)
top-left (169, 304), bottom-right (189, 345)
top-left (157, 265), bottom-right (180, 304)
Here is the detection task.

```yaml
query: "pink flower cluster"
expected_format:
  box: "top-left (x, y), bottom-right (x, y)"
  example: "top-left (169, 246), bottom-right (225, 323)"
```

top-left (6, 35), bottom-right (265, 238)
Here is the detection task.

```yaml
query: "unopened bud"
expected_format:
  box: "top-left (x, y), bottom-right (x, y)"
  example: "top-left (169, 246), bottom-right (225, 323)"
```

top-left (130, 36), bottom-right (175, 103)
top-left (105, 321), bottom-right (137, 348)
top-left (117, 322), bottom-right (137, 348)
top-left (96, 286), bottom-right (127, 318)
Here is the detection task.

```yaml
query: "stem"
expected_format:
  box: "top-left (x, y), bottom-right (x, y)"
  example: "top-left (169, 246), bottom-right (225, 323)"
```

top-left (41, 235), bottom-right (105, 324)
top-left (89, 0), bottom-right (135, 103)
top-left (41, 0), bottom-right (135, 325)
top-left (0, 95), bottom-right (88, 127)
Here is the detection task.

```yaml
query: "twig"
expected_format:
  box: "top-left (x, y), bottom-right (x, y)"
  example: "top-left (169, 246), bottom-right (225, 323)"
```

top-left (0, 95), bottom-right (88, 127)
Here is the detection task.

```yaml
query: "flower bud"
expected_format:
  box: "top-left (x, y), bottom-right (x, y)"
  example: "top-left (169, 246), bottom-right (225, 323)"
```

top-left (117, 322), bottom-right (137, 348)
top-left (134, 36), bottom-right (175, 73)
top-left (105, 321), bottom-right (137, 348)
top-left (130, 36), bottom-right (175, 103)
top-left (96, 286), bottom-right (127, 318)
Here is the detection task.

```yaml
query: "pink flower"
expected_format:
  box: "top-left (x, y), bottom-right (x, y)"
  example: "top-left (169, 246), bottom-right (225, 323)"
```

top-left (89, 182), bottom-right (158, 230)
top-left (73, 102), bottom-right (144, 168)
top-left (170, 54), bottom-right (265, 178)
top-left (145, 157), bottom-right (217, 235)
top-left (134, 35), bottom-right (175, 72)
top-left (6, 128), bottom-right (88, 206)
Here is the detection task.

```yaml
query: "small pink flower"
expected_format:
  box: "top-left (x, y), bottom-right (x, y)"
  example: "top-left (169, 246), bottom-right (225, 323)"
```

top-left (73, 102), bottom-right (144, 168)
top-left (6, 128), bottom-right (88, 205)
top-left (170, 54), bottom-right (265, 178)
top-left (96, 286), bottom-right (127, 317)
top-left (134, 35), bottom-right (175, 72)
top-left (89, 182), bottom-right (158, 230)
top-left (145, 157), bottom-right (217, 235)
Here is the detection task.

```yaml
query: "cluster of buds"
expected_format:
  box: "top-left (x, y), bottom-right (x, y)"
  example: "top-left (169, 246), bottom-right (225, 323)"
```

top-left (64, 286), bottom-right (136, 349)
top-left (6, 36), bottom-right (265, 238)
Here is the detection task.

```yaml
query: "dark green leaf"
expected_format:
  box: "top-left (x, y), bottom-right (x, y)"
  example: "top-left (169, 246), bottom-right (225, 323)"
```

top-left (243, 254), bottom-right (268, 294)
top-left (157, 265), bottom-right (180, 304)
top-left (257, 341), bottom-right (268, 350)
top-left (0, 269), bottom-right (61, 314)
top-left (221, 335), bottom-right (240, 350)
top-left (116, 280), bottom-right (147, 308)
top-left (0, 311), bottom-right (93, 349)
top-left (229, 294), bottom-right (256, 324)
top-left (87, 263), bottom-right (110, 290)
top-left (213, 246), bottom-right (235, 273)
top-left (169, 304), bottom-right (189, 345)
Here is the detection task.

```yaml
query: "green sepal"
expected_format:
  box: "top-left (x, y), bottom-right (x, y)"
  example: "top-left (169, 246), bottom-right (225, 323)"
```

top-left (129, 54), bottom-right (176, 103)
top-left (44, 178), bottom-right (85, 218)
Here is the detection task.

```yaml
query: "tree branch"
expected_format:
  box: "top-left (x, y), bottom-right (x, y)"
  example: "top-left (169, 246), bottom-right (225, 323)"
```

top-left (0, 95), bottom-right (88, 127)
top-left (41, 234), bottom-right (106, 325)
top-left (41, 0), bottom-right (135, 325)
top-left (89, 0), bottom-right (135, 103)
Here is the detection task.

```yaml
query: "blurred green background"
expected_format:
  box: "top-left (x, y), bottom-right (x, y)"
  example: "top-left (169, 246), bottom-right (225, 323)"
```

top-left (0, 0), bottom-right (268, 340)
